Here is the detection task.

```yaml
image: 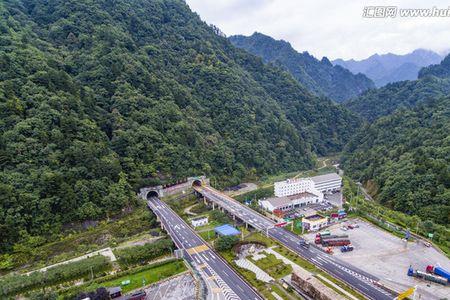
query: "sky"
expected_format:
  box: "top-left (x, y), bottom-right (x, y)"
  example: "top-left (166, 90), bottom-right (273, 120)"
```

top-left (185, 0), bottom-right (450, 61)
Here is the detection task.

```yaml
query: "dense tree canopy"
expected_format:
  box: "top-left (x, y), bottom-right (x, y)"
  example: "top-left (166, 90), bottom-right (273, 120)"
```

top-left (419, 54), bottom-right (450, 79)
top-left (230, 32), bottom-right (375, 102)
top-left (344, 75), bottom-right (450, 122)
top-left (0, 0), bottom-right (361, 252)
top-left (342, 97), bottom-right (450, 225)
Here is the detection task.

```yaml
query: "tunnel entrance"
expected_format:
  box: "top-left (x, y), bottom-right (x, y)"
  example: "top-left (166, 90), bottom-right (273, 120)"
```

top-left (192, 179), bottom-right (202, 187)
top-left (147, 190), bottom-right (159, 199)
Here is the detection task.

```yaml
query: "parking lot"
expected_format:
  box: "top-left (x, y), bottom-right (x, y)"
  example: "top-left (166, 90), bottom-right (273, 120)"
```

top-left (145, 272), bottom-right (196, 300)
top-left (323, 191), bottom-right (342, 208)
top-left (304, 219), bottom-right (450, 300)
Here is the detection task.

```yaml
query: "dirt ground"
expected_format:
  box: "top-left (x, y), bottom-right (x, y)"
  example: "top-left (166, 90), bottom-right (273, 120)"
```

top-left (304, 219), bottom-right (450, 300)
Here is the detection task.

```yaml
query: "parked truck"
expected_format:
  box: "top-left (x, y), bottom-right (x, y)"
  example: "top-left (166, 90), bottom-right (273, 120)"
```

top-left (316, 231), bottom-right (331, 237)
top-left (408, 266), bottom-right (448, 285)
top-left (426, 265), bottom-right (450, 282)
top-left (315, 234), bottom-right (348, 244)
top-left (322, 238), bottom-right (351, 247)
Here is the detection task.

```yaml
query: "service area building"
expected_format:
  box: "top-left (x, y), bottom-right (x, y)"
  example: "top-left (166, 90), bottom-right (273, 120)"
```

top-left (302, 214), bottom-right (328, 231)
top-left (259, 172), bottom-right (341, 213)
top-left (190, 216), bottom-right (208, 228)
top-left (259, 191), bottom-right (321, 212)
top-left (310, 173), bottom-right (342, 192)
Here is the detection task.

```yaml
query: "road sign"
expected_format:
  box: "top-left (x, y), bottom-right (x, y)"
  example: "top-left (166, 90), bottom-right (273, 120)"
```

top-left (275, 222), bottom-right (287, 227)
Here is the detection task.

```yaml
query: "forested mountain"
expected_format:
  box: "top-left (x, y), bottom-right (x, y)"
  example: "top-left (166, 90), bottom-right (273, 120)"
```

top-left (229, 33), bottom-right (374, 102)
top-left (333, 49), bottom-right (443, 87)
top-left (0, 0), bottom-right (361, 251)
top-left (342, 97), bottom-right (450, 225)
top-left (344, 75), bottom-right (450, 122)
top-left (419, 54), bottom-right (450, 79)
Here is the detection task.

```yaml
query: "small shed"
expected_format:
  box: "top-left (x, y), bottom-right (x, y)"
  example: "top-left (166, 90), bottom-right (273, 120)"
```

top-left (214, 224), bottom-right (240, 236)
top-left (190, 216), bottom-right (209, 227)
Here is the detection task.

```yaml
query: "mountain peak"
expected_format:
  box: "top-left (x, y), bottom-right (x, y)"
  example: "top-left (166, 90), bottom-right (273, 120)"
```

top-left (333, 49), bottom-right (443, 87)
top-left (229, 33), bottom-right (374, 102)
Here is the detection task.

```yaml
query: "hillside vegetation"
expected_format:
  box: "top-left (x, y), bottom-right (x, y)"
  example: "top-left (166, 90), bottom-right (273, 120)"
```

top-left (230, 32), bottom-right (374, 102)
top-left (0, 0), bottom-right (361, 252)
top-left (344, 54), bottom-right (450, 122)
top-left (342, 97), bottom-right (450, 225)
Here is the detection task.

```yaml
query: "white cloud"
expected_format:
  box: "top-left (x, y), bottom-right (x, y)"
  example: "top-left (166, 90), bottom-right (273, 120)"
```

top-left (186, 0), bottom-right (450, 60)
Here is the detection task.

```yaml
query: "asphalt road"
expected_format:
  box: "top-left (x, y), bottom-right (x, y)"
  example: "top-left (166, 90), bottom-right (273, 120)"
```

top-left (147, 197), bottom-right (262, 300)
top-left (197, 186), bottom-right (396, 300)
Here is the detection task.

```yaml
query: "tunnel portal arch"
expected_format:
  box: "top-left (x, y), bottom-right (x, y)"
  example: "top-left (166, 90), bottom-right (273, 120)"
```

top-left (146, 190), bottom-right (159, 199)
top-left (192, 179), bottom-right (202, 187)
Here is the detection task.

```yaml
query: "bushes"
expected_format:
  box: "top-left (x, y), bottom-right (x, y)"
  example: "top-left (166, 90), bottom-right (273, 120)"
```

top-left (3, 207), bottom-right (155, 273)
top-left (215, 236), bottom-right (239, 251)
top-left (114, 239), bottom-right (173, 267)
top-left (58, 259), bottom-right (182, 299)
top-left (210, 210), bottom-right (231, 224)
top-left (0, 255), bottom-right (111, 297)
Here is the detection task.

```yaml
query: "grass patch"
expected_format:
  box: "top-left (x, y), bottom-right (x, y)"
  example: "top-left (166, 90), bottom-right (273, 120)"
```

top-left (250, 254), bottom-right (292, 279)
top-left (198, 230), bottom-right (216, 241)
top-left (272, 247), bottom-right (366, 300)
top-left (96, 260), bottom-right (186, 293)
top-left (270, 284), bottom-right (290, 300)
top-left (243, 232), bottom-right (276, 247)
top-left (218, 249), bottom-right (278, 300)
top-left (57, 259), bottom-right (186, 299)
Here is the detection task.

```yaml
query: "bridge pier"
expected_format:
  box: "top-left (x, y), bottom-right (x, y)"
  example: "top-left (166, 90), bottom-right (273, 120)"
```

top-left (212, 202), bottom-right (215, 210)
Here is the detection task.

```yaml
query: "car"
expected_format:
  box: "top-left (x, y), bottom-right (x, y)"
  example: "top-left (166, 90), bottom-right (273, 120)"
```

top-left (340, 226), bottom-right (348, 231)
top-left (300, 239), bottom-right (310, 249)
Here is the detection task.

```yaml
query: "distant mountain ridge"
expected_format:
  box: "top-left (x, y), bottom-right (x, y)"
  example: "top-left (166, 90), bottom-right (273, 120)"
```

top-left (229, 32), bottom-right (375, 102)
top-left (344, 53), bottom-right (450, 122)
top-left (333, 49), bottom-right (443, 87)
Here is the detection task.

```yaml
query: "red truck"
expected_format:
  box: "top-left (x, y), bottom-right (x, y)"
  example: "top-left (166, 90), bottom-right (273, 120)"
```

top-left (315, 234), bottom-right (348, 244)
top-left (322, 238), bottom-right (351, 247)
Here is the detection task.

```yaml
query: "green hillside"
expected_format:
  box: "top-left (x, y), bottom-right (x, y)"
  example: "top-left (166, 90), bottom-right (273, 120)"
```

top-left (230, 32), bottom-right (375, 102)
top-left (342, 97), bottom-right (450, 225)
top-left (0, 0), bottom-right (361, 251)
top-left (344, 54), bottom-right (450, 122)
top-left (344, 75), bottom-right (450, 122)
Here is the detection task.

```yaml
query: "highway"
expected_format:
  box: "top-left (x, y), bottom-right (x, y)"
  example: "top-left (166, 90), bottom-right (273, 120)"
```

top-left (196, 185), bottom-right (396, 300)
top-left (146, 197), bottom-right (262, 300)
